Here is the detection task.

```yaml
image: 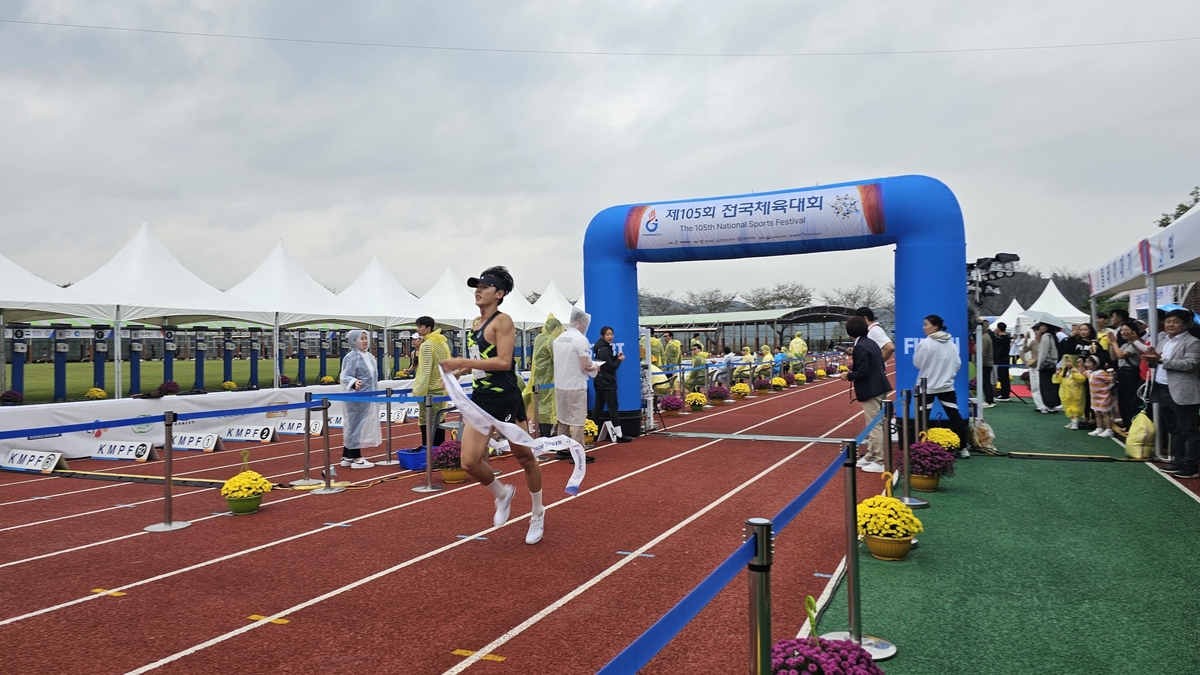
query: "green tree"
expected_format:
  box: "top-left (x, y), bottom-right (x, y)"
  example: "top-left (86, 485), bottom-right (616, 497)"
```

top-left (1157, 186), bottom-right (1200, 227)
top-left (743, 282), bottom-right (813, 310)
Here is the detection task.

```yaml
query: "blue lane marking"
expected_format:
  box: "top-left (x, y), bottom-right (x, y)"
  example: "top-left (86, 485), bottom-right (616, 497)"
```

top-left (211, 511), bottom-right (234, 517)
top-left (813, 573), bottom-right (833, 578)
top-left (114, 504), bottom-right (136, 508)
top-left (324, 522), bottom-right (351, 527)
top-left (456, 534), bottom-right (487, 541)
top-left (616, 551), bottom-right (655, 558)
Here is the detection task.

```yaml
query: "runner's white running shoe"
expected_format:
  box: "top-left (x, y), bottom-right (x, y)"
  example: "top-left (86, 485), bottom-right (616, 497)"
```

top-left (526, 510), bottom-right (545, 545)
top-left (348, 458), bottom-right (375, 469)
top-left (493, 483), bottom-right (516, 528)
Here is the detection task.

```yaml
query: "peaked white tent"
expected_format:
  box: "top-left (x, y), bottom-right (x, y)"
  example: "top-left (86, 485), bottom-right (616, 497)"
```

top-left (533, 281), bottom-right (574, 324)
top-left (0, 251), bottom-right (106, 392)
top-left (226, 242), bottom-right (383, 388)
top-left (504, 288), bottom-right (548, 331)
top-left (420, 267), bottom-right (480, 354)
top-left (1021, 280), bottom-right (1089, 328)
top-left (575, 291), bottom-right (585, 311)
top-left (338, 256), bottom-right (437, 328)
top-left (993, 298), bottom-right (1025, 331)
top-left (69, 223), bottom-right (267, 398)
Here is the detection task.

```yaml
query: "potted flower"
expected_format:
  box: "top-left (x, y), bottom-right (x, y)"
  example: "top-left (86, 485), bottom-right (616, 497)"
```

top-left (771, 376), bottom-right (787, 391)
top-left (660, 395), bottom-right (684, 417)
top-left (707, 385), bottom-right (729, 405)
top-left (857, 492), bottom-right (924, 560)
top-left (730, 383), bottom-right (751, 400)
top-left (838, 365), bottom-right (849, 374)
top-left (395, 369), bottom-right (413, 380)
top-left (583, 419), bottom-right (598, 444)
top-left (279, 375), bottom-right (292, 387)
top-left (158, 381), bottom-right (181, 396)
top-left (432, 440), bottom-right (467, 483)
top-left (753, 378), bottom-right (771, 393)
top-left (0, 390), bottom-right (22, 406)
top-left (85, 387), bottom-right (108, 400)
top-left (782, 372), bottom-right (796, 387)
top-left (771, 636), bottom-right (886, 675)
top-left (815, 369), bottom-right (827, 379)
top-left (905, 440), bottom-right (957, 492)
top-left (804, 368), bottom-right (816, 381)
top-left (924, 428), bottom-right (961, 454)
top-left (319, 375), bottom-right (336, 385)
top-left (796, 373), bottom-right (807, 384)
top-left (221, 470), bottom-right (273, 514)
top-left (685, 392), bottom-right (708, 411)
top-left (221, 381), bottom-right (238, 391)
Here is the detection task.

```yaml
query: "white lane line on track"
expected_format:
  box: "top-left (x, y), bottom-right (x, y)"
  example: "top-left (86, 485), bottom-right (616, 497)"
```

top-left (440, 410), bottom-right (862, 674)
top-left (0, 468), bottom-right (411, 570)
top-left (119, 391), bottom-right (856, 673)
top-left (796, 556), bottom-right (847, 639)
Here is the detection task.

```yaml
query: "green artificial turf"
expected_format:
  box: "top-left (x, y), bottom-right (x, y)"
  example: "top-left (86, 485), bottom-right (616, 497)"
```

top-left (2, 357), bottom-right (414, 403)
top-left (811, 401), bottom-right (1200, 674)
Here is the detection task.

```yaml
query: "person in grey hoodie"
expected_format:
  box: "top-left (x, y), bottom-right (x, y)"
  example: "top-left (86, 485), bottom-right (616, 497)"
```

top-left (912, 314), bottom-right (971, 457)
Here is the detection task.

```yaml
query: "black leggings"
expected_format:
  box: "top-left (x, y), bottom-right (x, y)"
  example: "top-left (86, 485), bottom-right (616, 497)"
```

top-left (928, 391), bottom-right (971, 448)
top-left (1038, 367), bottom-right (1062, 408)
top-left (591, 388), bottom-right (620, 431)
top-left (1115, 368), bottom-right (1142, 425)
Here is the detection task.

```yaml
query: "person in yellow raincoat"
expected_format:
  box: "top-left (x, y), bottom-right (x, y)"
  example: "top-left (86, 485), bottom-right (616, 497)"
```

top-left (733, 346), bottom-right (755, 381)
top-left (755, 344), bottom-right (774, 379)
top-left (649, 364), bottom-right (671, 395)
top-left (649, 335), bottom-right (664, 366)
top-left (1055, 355), bottom-right (1088, 430)
top-left (685, 343), bottom-right (709, 392)
top-left (412, 316), bottom-right (451, 451)
top-left (662, 331), bottom-right (683, 383)
top-left (788, 332), bottom-right (808, 372)
top-left (522, 314), bottom-right (563, 438)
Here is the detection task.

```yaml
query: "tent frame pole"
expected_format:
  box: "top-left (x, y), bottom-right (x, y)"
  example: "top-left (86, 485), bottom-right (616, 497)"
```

top-left (113, 306), bottom-right (123, 400)
top-left (0, 311), bottom-right (6, 394)
top-left (273, 313), bottom-right (281, 389)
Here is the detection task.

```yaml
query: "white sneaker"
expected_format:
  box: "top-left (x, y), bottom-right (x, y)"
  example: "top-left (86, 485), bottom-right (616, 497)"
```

top-left (340, 458), bottom-right (354, 467)
top-left (855, 456), bottom-right (871, 467)
top-left (1098, 429), bottom-right (1114, 438)
top-left (1087, 429), bottom-right (1103, 436)
top-left (982, 403), bottom-right (996, 409)
top-left (525, 510), bottom-right (545, 544)
top-left (957, 449), bottom-right (971, 459)
top-left (348, 458), bottom-right (375, 469)
top-left (1068, 422), bottom-right (1079, 431)
top-left (1053, 406), bottom-right (1064, 412)
top-left (861, 462), bottom-right (885, 473)
top-left (493, 483), bottom-right (516, 527)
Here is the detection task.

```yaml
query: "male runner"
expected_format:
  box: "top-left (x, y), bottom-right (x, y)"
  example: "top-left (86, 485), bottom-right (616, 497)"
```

top-left (438, 266), bottom-right (546, 544)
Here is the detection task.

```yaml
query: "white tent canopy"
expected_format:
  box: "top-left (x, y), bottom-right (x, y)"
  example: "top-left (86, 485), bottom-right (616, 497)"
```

top-left (532, 281), bottom-right (574, 324)
top-left (71, 223), bottom-right (264, 325)
top-left (338, 255), bottom-right (438, 328)
top-left (575, 291), bottom-right (585, 311)
top-left (503, 287), bottom-right (548, 330)
top-left (992, 298), bottom-right (1025, 331)
top-left (225, 242), bottom-right (382, 328)
top-left (419, 267), bottom-right (480, 330)
top-left (0, 251), bottom-right (103, 323)
top-left (1145, 203), bottom-right (1200, 283)
top-left (1021, 280), bottom-right (1089, 328)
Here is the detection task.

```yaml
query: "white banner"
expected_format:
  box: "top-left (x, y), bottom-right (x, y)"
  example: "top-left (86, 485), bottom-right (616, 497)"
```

top-left (623, 183), bottom-right (885, 250)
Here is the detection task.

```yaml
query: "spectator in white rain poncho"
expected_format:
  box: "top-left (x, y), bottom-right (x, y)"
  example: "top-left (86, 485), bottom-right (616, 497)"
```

top-left (552, 307), bottom-right (600, 453)
top-left (338, 329), bottom-right (382, 469)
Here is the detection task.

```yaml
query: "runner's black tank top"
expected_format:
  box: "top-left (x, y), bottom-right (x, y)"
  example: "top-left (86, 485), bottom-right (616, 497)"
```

top-left (469, 311), bottom-right (520, 394)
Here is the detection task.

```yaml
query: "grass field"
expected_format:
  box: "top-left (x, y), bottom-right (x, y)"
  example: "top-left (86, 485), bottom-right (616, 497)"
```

top-left (2, 357), bottom-right (414, 404)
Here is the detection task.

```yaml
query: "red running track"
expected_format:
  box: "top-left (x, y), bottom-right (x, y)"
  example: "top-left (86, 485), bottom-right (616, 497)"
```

top-left (0, 376), bottom-right (893, 674)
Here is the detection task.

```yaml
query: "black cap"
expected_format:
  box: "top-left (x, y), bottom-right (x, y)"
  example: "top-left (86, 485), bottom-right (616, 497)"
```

top-left (467, 273), bottom-right (512, 293)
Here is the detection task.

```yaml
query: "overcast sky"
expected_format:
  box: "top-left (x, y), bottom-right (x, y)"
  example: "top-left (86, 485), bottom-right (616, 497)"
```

top-left (1, 1), bottom-right (1197, 302)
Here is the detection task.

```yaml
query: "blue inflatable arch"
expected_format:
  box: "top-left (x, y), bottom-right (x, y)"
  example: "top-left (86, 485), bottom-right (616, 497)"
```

top-left (582, 174), bottom-right (968, 431)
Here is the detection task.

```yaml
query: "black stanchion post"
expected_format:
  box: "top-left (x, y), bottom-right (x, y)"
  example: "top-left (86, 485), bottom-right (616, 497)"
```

top-left (882, 399), bottom-right (895, 480)
top-left (412, 395), bottom-right (444, 493)
top-left (377, 387), bottom-right (399, 465)
top-left (899, 389), bottom-right (928, 510)
top-left (312, 399), bottom-right (344, 495)
top-left (145, 411), bottom-right (190, 532)
top-left (745, 517), bottom-right (773, 675)
top-left (918, 377), bottom-right (928, 438)
top-left (291, 392), bottom-right (321, 487)
top-left (821, 442), bottom-right (896, 660)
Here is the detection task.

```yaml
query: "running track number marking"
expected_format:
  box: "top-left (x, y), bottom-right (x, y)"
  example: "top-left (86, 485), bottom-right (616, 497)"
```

top-left (451, 650), bottom-right (504, 662)
top-left (248, 615), bottom-right (289, 625)
top-left (92, 588), bottom-right (126, 597)
top-left (616, 551), bottom-right (655, 558)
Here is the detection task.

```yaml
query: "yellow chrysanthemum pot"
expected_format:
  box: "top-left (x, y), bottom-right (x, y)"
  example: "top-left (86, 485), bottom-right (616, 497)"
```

top-left (439, 468), bottom-right (468, 484)
top-left (226, 495), bottom-right (263, 515)
top-left (863, 534), bottom-right (914, 561)
top-left (909, 474), bottom-right (941, 492)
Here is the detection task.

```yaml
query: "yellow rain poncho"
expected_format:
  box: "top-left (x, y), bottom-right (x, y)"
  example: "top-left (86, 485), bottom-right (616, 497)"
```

top-left (755, 345), bottom-right (774, 378)
top-left (522, 314), bottom-right (563, 425)
top-left (733, 346), bottom-right (755, 381)
top-left (649, 364), bottom-right (671, 395)
top-left (789, 332), bottom-right (808, 359)
top-left (1054, 361), bottom-right (1088, 420)
top-left (664, 338), bottom-right (682, 369)
top-left (650, 336), bottom-right (664, 365)
top-left (685, 348), bottom-right (710, 392)
top-left (413, 328), bottom-right (451, 426)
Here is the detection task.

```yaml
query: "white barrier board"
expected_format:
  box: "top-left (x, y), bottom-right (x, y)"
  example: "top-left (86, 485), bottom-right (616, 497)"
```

top-left (172, 433), bottom-right (221, 452)
top-left (2, 448), bottom-right (69, 474)
top-left (91, 440), bottom-right (157, 462)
